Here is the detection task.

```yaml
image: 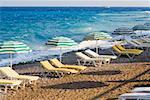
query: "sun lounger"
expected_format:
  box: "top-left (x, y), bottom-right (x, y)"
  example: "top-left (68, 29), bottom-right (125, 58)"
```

top-left (127, 40), bottom-right (142, 48)
top-left (84, 49), bottom-right (117, 63)
top-left (142, 37), bottom-right (150, 42)
top-left (112, 45), bottom-right (143, 59)
top-left (119, 93), bottom-right (150, 100)
top-left (0, 79), bottom-right (22, 93)
top-left (136, 38), bottom-right (150, 43)
top-left (0, 67), bottom-right (39, 85)
top-left (131, 87), bottom-right (150, 93)
top-left (127, 39), bottom-right (150, 50)
top-left (40, 61), bottom-right (78, 77)
top-left (75, 52), bottom-right (105, 67)
top-left (116, 45), bottom-right (143, 52)
top-left (49, 58), bottom-right (87, 71)
top-left (119, 87), bottom-right (150, 100)
top-left (134, 39), bottom-right (150, 50)
top-left (133, 39), bottom-right (150, 44)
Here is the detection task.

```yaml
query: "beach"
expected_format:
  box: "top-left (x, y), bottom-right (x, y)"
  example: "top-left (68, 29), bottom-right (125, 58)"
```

top-left (1, 50), bottom-right (150, 100)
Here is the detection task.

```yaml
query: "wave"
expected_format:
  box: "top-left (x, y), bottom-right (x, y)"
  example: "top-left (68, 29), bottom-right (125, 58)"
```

top-left (97, 10), bottom-right (150, 16)
top-left (0, 40), bottom-right (118, 66)
top-left (1, 31), bottom-right (150, 67)
top-left (96, 12), bottom-right (139, 16)
top-left (143, 11), bottom-right (150, 14)
top-left (0, 48), bottom-right (77, 67)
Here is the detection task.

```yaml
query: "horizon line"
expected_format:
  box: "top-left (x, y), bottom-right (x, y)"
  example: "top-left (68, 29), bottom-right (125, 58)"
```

top-left (0, 6), bottom-right (150, 7)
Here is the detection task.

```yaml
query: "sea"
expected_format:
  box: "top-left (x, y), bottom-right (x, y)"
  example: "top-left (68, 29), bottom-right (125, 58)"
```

top-left (0, 7), bottom-right (150, 66)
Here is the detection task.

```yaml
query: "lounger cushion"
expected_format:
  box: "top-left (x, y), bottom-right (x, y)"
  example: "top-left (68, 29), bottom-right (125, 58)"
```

top-left (15, 75), bottom-right (39, 81)
top-left (0, 79), bottom-right (22, 85)
top-left (0, 67), bottom-right (39, 81)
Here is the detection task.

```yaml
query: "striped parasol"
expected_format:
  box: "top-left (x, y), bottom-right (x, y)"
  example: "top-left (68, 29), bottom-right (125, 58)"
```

top-left (46, 36), bottom-right (77, 47)
top-left (83, 31), bottom-right (112, 53)
top-left (0, 41), bottom-right (32, 68)
top-left (84, 31), bottom-right (112, 40)
top-left (144, 23), bottom-right (150, 26)
top-left (112, 27), bottom-right (135, 35)
top-left (133, 24), bottom-right (150, 31)
top-left (46, 36), bottom-right (77, 62)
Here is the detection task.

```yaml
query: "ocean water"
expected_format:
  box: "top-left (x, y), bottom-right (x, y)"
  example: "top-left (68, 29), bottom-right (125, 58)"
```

top-left (0, 7), bottom-right (150, 66)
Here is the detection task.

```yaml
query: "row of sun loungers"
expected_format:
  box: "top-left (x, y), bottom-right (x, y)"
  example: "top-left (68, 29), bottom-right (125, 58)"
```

top-left (0, 58), bottom-right (87, 93)
top-left (75, 44), bottom-right (145, 66)
top-left (75, 44), bottom-right (144, 66)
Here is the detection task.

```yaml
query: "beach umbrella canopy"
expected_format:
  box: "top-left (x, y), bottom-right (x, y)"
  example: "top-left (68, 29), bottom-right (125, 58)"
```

top-left (83, 31), bottom-right (112, 53)
top-left (112, 27), bottom-right (135, 35)
top-left (46, 36), bottom-right (77, 47)
top-left (46, 36), bottom-right (78, 62)
top-left (0, 41), bottom-right (32, 68)
top-left (83, 31), bottom-right (112, 40)
top-left (132, 24), bottom-right (150, 31)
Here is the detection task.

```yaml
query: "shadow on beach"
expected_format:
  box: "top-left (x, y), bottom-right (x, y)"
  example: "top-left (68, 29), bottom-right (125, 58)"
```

top-left (21, 70), bottom-right (122, 78)
top-left (133, 84), bottom-right (150, 87)
top-left (41, 81), bottom-right (108, 89)
top-left (81, 70), bottom-right (121, 76)
top-left (91, 68), bottom-right (150, 100)
top-left (21, 71), bottom-right (64, 78)
top-left (107, 79), bottom-right (150, 83)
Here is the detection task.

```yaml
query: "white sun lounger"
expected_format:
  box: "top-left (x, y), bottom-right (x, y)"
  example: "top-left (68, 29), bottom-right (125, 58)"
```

top-left (75, 52), bottom-right (108, 67)
top-left (131, 87), bottom-right (150, 93)
top-left (141, 37), bottom-right (150, 43)
top-left (127, 39), bottom-right (150, 49)
top-left (119, 93), bottom-right (150, 100)
top-left (84, 49), bottom-right (117, 63)
top-left (127, 40), bottom-right (144, 49)
top-left (119, 86), bottom-right (150, 100)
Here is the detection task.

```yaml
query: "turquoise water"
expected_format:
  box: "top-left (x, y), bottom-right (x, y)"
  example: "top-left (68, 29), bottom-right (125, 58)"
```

top-left (0, 7), bottom-right (150, 66)
top-left (1, 7), bottom-right (150, 49)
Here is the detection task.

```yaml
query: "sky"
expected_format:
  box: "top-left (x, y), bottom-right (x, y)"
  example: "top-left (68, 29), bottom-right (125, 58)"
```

top-left (0, 0), bottom-right (150, 7)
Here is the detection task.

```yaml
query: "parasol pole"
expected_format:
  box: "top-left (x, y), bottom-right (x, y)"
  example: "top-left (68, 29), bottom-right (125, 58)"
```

top-left (10, 53), bottom-right (13, 69)
top-left (96, 40), bottom-right (99, 53)
top-left (59, 47), bottom-right (62, 62)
